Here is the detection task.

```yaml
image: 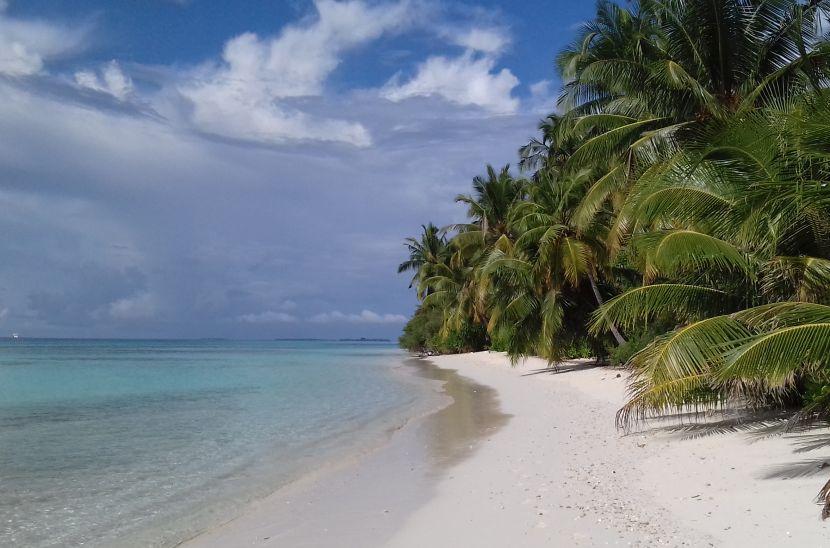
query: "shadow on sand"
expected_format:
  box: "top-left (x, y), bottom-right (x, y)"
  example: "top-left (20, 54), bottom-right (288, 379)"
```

top-left (520, 358), bottom-right (607, 376)
top-left (496, 355), bottom-right (830, 490)
top-left (628, 406), bottom-right (830, 487)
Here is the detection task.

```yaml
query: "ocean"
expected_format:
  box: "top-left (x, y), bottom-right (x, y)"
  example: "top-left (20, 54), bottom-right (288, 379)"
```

top-left (0, 339), bottom-right (429, 547)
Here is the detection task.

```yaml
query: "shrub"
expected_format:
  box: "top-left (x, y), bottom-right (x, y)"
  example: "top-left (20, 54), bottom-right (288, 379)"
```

top-left (399, 308), bottom-right (488, 354)
top-left (398, 306), bottom-right (443, 352)
top-left (607, 329), bottom-right (660, 367)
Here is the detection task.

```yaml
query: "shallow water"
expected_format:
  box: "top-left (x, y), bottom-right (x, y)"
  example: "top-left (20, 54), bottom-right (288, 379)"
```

top-left (0, 339), bottom-right (425, 547)
top-left (183, 357), bottom-right (511, 548)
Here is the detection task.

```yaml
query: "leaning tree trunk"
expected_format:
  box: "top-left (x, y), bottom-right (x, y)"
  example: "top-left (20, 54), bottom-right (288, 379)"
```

top-left (588, 273), bottom-right (626, 346)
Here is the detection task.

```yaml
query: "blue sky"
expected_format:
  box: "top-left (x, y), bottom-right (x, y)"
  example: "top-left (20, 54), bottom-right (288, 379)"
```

top-left (0, 0), bottom-right (595, 339)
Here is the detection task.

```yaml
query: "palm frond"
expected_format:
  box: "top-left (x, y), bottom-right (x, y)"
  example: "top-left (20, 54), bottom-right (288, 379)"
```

top-left (591, 284), bottom-right (730, 334)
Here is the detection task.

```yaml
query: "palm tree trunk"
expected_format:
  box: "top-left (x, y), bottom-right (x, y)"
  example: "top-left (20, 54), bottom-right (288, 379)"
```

top-left (588, 274), bottom-right (626, 345)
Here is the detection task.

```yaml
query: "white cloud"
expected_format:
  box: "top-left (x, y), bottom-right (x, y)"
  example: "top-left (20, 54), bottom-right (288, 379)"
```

top-left (109, 292), bottom-right (157, 321)
top-left (182, 83), bottom-right (373, 146)
top-left (309, 309), bottom-right (407, 324)
top-left (237, 310), bottom-right (297, 323)
top-left (0, 9), bottom-right (87, 76)
top-left (75, 61), bottom-right (133, 100)
top-left (528, 79), bottom-right (555, 113)
top-left (529, 79), bottom-right (552, 97)
top-left (0, 1), bottom-right (539, 338)
top-left (177, 0), bottom-right (414, 146)
top-left (381, 50), bottom-right (519, 114)
top-left (449, 27), bottom-right (509, 55)
top-left (0, 66), bottom-right (536, 337)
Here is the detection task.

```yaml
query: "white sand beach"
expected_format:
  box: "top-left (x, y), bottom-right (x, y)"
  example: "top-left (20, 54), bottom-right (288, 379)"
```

top-left (189, 351), bottom-right (830, 547)
top-left (389, 352), bottom-right (830, 547)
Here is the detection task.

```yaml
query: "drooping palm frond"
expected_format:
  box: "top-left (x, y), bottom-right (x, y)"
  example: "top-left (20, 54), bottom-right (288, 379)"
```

top-left (635, 186), bottom-right (735, 229)
top-left (616, 314), bottom-right (751, 427)
top-left (636, 229), bottom-right (751, 278)
top-left (558, 236), bottom-right (592, 286)
top-left (591, 283), bottom-right (730, 334)
top-left (718, 323), bottom-right (830, 388)
top-left (567, 117), bottom-right (665, 169)
top-left (734, 302), bottom-right (830, 329)
top-left (572, 164), bottom-right (626, 231)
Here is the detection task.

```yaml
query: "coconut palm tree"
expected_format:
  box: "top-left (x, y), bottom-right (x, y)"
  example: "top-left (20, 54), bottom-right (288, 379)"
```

top-left (398, 223), bottom-right (448, 299)
top-left (419, 247), bottom-right (487, 345)
top-left (398, 0), bottom-right (830, 519)
top-left (591, 91), bottom-right (830, 423)
top-left (582, 78), bottom-right (830, 519)
top-left (484, 168), bottom-right (627, 362)
top-left (559, 0), bottom-right (830, 250)
top-left (560, 0), bottom-right (830, 130)
top-left (451, 164), bottom-right (526, 251)
top-left (518, 114), bottom-right (582, 173)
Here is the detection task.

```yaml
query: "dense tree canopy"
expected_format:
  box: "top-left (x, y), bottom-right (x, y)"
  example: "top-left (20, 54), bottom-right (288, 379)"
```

top-left (399, 0), bottom-right (830, 518)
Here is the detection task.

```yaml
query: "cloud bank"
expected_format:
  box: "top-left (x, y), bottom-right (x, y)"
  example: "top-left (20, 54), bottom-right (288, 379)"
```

top-left (310, 310), bottom-right (408, 324)
top-left (0, 5), bottom-right (88, 76)
top-left (0, 0), bottom-right (542, 338)
top-left (175, 0), bottom-right (416, 146)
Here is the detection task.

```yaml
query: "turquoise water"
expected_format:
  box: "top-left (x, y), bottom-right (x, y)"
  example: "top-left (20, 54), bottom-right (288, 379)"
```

top-left (0, 339), bottom-right (424, 547)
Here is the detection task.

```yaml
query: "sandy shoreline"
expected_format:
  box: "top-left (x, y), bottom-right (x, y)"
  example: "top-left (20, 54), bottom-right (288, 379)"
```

top-left (390, 353), bottom-right (830, 547)
top-left (188, 351), bottom-right (830, 547)
top-left (183, 356), bottom-right (507, 548)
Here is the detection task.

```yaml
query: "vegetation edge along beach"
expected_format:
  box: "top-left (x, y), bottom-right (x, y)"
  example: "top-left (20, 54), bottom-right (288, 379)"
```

top-left (398, 0), bottom-right (830, 520)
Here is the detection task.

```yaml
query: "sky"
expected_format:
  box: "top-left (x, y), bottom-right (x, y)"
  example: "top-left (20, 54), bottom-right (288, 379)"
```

top-left (0, 0), bottom-right (595, 339)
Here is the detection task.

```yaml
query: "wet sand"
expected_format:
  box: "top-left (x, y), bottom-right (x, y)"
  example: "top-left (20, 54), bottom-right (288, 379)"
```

top-left (188, 351), bottom-right (830, 547)
top-left (183, 356), bottom-right (508, 547)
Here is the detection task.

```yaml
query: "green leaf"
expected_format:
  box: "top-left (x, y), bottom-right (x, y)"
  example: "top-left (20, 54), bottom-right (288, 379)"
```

top-left (719, 323), bottom-right (830, 387)
top-left (591, 284), bottom-right (729, 334)
top-left (645, 229), bottom-right (751, 276)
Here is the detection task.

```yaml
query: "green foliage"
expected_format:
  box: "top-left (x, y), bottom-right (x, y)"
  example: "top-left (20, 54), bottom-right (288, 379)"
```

top-left (607, 328), bottom-right (660, 367)
top-left (398, 306), bottom-right (488, 354)
top-left (438, 320), bottom-right (488, 354)
top-left (398, 306), bottom-right (443, 353)
top-left (397, 0), bottom-right (830, 518)
top-left (557, 337), bottom-right (596, 360)
top-left (488, 330), bottom-right (511, 352)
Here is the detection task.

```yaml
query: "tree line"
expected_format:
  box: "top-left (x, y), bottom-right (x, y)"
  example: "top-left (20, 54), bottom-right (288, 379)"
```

top-left (399, 0), bottom-right (830, 517)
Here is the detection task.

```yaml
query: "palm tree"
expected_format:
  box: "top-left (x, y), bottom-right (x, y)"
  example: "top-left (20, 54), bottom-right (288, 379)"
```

top-left (399, 0), bottom-right (830, 518)
top-left (398, 223), bottom-right (448, 299)
top-left (484, 168), bottom-right (626, 362)
top-left (518, 114), bottom-right (581, 173)
top-left (591, 91), bottom-right (830, 421)
top-left (451, 164), bottom-right (526, 250)
top-left (431, 165), bottom-right (528, 340)
top-left (558, 0), bottom-right (830, 251)
top-left (420, 247), bottom-right (487, 345)
top-left (560, 0), bottom-right (830, 129)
